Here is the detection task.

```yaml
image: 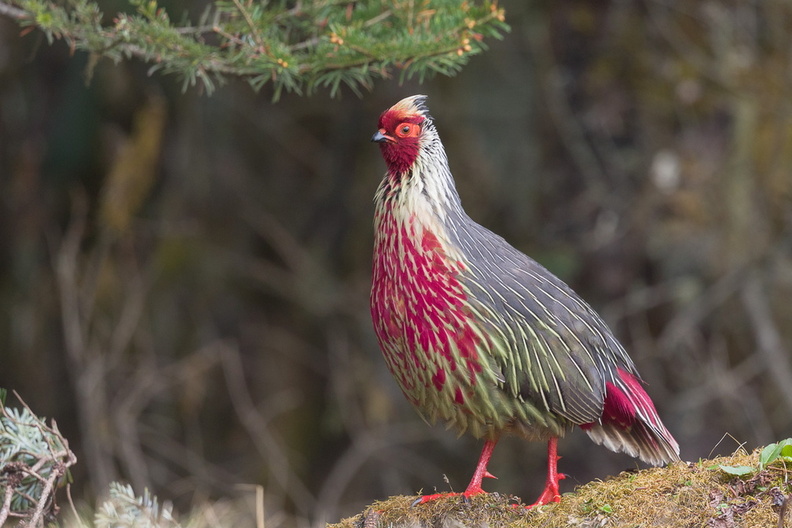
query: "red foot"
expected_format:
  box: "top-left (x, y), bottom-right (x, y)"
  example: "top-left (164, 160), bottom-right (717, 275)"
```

top-left (413, 486), bottom-right (488, 506)
top-left (525, 438), bottom-right (565, 509)
top-left (412, 438), bottom-right (567, 509)
top-left (525, 472), bottom-right (565, 508)
top-left (414, 441), bottom-right (498, 506)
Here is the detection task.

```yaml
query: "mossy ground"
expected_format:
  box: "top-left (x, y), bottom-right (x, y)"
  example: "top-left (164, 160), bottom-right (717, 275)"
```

top-left (330, 449), bottom-right (792, 528)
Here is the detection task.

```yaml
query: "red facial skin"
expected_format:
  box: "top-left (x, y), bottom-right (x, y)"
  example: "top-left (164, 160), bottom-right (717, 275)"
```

top-left (375, 110), bottom-right (425, 174)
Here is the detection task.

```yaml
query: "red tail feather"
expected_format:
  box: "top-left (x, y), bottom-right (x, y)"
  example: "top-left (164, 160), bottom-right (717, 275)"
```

top-left (604, 368), bottom-right (659, 428)
top-left (581, 368), bottom-right (679, 465)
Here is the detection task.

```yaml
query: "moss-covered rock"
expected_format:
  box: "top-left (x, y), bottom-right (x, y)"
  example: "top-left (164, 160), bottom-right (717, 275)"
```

top-left (331, 449), bottom-right (791, 528)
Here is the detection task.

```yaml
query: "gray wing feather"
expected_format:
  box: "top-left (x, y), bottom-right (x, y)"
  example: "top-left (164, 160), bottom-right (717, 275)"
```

top-left (452, 216), bottom-right (638, 426)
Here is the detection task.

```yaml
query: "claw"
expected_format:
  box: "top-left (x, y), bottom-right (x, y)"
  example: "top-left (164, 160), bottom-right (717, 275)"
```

top-left (412, 492), bottom-right (461, 506)
top-left (413, 487), bottom-right (491, 507)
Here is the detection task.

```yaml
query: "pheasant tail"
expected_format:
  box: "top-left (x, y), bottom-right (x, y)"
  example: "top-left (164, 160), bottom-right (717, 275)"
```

top-left (582, 368), bottom-right (679, 465)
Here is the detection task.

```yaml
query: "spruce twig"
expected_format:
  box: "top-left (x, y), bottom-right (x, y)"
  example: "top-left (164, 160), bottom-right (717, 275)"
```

top-left (0, 0), bottom-right (509, 97)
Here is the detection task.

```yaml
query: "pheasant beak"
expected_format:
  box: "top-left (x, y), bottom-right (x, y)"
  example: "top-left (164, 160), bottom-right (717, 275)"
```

top-left (371, 129), bottom-right (395, 143)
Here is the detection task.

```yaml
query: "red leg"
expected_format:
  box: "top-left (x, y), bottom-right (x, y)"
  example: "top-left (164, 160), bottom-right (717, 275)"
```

top-left (526, 437), bottom-right (565, 508)
top-left (463, 438), bottom-right (498, 495)
top-left (416, 439), bottom-right (499, 504)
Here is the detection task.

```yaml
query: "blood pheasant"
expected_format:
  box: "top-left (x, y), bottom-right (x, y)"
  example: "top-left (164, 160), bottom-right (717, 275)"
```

top-left (369, 95), bottom-right (680, 507)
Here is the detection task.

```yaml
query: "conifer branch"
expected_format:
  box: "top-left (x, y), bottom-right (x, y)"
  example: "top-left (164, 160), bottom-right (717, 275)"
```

top-left (0, 0), bottom-right (509, 97)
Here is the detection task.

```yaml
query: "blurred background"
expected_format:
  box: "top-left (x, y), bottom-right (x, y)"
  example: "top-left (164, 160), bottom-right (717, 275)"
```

top-left (1, 0), bottom-right (792, 526)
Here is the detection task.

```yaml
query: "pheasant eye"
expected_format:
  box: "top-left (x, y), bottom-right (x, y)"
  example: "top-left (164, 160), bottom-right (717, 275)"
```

top-left (395, 122), bottom-right (419, 138)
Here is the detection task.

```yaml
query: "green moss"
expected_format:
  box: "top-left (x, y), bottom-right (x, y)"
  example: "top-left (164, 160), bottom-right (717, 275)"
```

top-left (330, 449), bottom-right (792, 528)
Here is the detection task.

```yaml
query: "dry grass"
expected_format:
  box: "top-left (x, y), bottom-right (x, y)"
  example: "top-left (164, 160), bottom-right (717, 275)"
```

top-left (330, 448), bottom-right (792, 528)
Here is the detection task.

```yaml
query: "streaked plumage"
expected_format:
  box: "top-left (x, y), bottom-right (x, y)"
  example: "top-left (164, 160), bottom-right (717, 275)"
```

top-left (370, 95), bottom-right (680, 506)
